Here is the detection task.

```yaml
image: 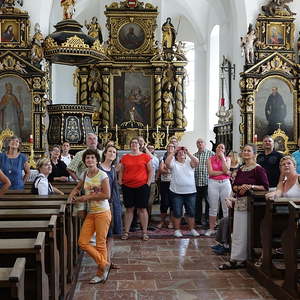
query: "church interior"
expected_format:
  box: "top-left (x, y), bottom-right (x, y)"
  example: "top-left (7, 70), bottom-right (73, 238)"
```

top-left (1, 0), bottom-right (300, 299)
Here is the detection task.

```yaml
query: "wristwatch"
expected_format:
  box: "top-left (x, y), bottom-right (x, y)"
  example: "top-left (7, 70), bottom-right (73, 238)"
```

top-left (251, 185), bottom-right (255, 190)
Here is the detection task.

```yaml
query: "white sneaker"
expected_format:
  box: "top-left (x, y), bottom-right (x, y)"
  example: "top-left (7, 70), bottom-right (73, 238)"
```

top-left (190, 229), bottom-right (200, 237)
top-left (205, 229), bottom-right (216, 237)
top-left (174, 229), bottom-right (183, 238)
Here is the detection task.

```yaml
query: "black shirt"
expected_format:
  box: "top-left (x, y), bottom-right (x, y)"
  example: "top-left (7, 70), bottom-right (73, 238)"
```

top-left (48, 159), bottom-right (69, 182)
top-left (256, 150), bottom-right (283, 188)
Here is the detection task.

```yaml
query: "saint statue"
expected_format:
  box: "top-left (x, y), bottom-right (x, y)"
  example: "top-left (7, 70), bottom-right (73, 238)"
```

top-left (162, 82), bottom-right (174, 120)
top-left (31, 23), bottom-right (44, 68)
top-left (240, 23), bottom-right (256, 64)
top-left (85, 17), bottom-right (103, 43)
top-left (162, 17), bottom-right (176, 50)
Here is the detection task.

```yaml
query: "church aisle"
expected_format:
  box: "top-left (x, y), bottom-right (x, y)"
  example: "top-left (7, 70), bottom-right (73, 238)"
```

top-left (73, 237), bottom-right (274, 300)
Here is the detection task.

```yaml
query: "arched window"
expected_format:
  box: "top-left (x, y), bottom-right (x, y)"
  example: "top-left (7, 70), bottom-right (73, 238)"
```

top-left (209, 25), bottom-right (220, 130)
top-left (184, 41), bottom-right (195, 132)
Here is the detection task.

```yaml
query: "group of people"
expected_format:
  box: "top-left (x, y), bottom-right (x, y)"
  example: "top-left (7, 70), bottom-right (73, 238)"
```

top-left (1, 132), bottom-right (300, 281)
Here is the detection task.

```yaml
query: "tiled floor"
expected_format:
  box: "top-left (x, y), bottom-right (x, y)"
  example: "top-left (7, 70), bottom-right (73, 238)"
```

top-left (73, 237), bottom-right (274, 300)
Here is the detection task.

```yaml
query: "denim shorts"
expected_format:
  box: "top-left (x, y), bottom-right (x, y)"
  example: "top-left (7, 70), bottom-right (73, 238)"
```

top-left (169, 191), bottom-right (196, 218)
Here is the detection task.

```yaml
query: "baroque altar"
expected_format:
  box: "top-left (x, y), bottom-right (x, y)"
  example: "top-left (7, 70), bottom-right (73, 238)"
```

top-left (72, 0), bottom-right (188, 149)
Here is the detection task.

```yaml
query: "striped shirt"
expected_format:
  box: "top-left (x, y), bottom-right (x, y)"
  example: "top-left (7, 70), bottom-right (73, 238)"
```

top-left (194, 149), bottom-right (215, 187)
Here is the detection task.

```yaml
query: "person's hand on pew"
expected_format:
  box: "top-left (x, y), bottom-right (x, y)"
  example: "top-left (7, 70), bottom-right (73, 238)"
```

top-left (265, 191), bottom-right (278, 201)
top-left (54, 176), bottom-right (69, 182)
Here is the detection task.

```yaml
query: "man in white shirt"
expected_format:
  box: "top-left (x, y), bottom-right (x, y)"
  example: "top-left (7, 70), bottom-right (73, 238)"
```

top-left (60, 141), bottom-right (73, 166)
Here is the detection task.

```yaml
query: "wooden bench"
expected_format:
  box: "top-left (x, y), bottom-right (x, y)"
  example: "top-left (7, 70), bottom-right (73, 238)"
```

top-left (0, 217), bottom-right (59, 300)
top-left (0, 233), bottom-right (49, 300)
top-left (0, 196), bottom-right (75, 283)
top-left (0, 207), bottom-right (68, 298)
top-left (281, 200), bottom-right (300, 299)
top-left (0, 257), bottom-right (26, 300)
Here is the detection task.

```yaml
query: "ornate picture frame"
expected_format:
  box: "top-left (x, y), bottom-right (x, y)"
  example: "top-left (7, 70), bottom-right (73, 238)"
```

top-left (0, 74), bottom-right (32, 142)
top-left (113, 71), bottom-right (152, 126)
top-left (266, 23), bottom-right (285, 46)
top-left (118, 22), bottom-right (145, 50)
top-left (254, 76), bottom-right (296, 142)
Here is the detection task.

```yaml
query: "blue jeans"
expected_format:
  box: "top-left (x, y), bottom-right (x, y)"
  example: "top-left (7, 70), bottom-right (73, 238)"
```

top-left (169, 191), bottom-right (196, 218)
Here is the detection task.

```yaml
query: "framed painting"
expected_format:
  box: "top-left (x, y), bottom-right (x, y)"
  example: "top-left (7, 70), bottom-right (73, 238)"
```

top-left (266, 23), bottom-right (285, 45)
top-left (0, 75), bottom-right (32, 142)
top-left (0, 20), bottom-right (19, 43)
top-left (118, 23), bottom-right (145, 50)
top-left (254, 76), bottom-right (296, 141)
top-left (113, 71), bottom-right (152, 125)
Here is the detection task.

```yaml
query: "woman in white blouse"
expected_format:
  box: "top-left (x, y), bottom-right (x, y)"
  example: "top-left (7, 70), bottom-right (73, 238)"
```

top-left (32, 158), bottom-right (64, 195)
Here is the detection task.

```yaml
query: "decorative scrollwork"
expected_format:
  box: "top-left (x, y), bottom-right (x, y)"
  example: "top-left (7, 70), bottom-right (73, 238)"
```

top-left (62, 35), bottom-right (89, 49)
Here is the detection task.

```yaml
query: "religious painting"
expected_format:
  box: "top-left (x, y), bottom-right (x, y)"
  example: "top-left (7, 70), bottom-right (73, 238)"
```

top-left (0, 75), bottom-right (32, 142)
top-left (114, 72), bottom-right (151, 125)
top-left (266, 23), bottom-right (285, 45)
top-left (118, 23), bottom-right (145, 50)
top-left (0, 20), bottom-right (19, 43)
top-left (254, 77), bottom-right (295, 141)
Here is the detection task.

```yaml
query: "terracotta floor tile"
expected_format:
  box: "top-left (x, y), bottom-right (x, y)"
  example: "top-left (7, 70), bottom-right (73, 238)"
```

top-left (96, 290), bottom-right (136, 300)
top-left (217, 288), bottom-right (262, 300)
top-left (137, 290), bottom-right (178, 300)
top-left (75, 237), bottom-right (275, 299)
top-left (72, 291), bottom-right (96, 300)
top-left (177, 289), bottom-right (221, 300)
top-left (156, 279), bottom-right (197, 290)
top-left (117, 264), bottom-right (149, 272)
top-left (118, 279), bottom-right (156, 290)
top-left (135, 271), bottom-right (171, 280)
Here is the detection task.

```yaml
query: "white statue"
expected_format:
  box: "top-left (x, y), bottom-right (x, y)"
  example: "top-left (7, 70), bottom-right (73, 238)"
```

top-left (241, 24), bottom-right (256, 64)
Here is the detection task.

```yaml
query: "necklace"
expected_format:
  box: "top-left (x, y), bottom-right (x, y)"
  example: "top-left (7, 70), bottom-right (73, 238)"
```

top-left (7, 157), bottom-right (16, 174)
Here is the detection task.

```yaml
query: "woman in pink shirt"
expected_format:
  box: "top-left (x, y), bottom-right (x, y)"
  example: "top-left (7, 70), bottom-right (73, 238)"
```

top-left (206, 144), bottom-right (232, 236)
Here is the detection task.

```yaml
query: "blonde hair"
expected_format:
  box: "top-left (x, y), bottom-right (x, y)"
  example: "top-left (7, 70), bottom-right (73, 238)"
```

top-left (228, 151), bottom-right (241, 165)
top-left (36, 158), bottom-right (50, 172)
top-left (279, 155), bottom-right (296, 167)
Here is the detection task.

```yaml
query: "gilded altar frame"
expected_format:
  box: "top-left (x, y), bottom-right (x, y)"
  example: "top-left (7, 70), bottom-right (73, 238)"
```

top-left (0, 7), bottom-right (48, 156)
top-left (75, 1), bottom-right (188, 149)
top-left (239, 7), bottom-right (299, 153)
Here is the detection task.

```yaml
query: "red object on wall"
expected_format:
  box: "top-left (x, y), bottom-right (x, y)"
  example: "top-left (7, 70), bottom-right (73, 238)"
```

top-left (220, 98), bottom-right (225, 106)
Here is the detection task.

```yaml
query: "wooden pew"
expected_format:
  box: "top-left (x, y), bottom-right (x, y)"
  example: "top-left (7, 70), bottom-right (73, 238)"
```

top-left (0, 195), bottom-right (75, 283)
top-left (0, 232), bottom-right (49, 300)
top-left (0, 207), bottom-right (67, 298)
top-left (281, 200), bottom-right (300, 299)
top-left (0, 217), bottom-right (59, 300)
top-left (0, 257), bottom-right (26, 300)
top-left (247, 191), bottom-right (268, 263)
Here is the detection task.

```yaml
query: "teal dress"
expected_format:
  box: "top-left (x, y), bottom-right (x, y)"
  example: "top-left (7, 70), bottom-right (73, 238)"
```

top-left (0, 152), bottom-right (27, 190)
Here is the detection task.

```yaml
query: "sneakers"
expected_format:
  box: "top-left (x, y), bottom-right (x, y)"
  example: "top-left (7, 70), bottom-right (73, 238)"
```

top-left (174, 229), bottom-right (183, 238)
top-left (204, 229), bottom-right (216, 237)
top-left (211, 244), bottom-right (224, 251)
top-left (190, 229), bottom-right (200, 237)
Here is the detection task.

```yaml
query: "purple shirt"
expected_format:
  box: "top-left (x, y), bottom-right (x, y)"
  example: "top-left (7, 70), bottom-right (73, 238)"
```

top-left (233, 165), bottom-right (269, 197)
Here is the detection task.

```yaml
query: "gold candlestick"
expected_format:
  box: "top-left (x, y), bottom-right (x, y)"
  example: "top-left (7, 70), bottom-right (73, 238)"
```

top-left (146, 124), bottom-right (149, 144)
top-left (115, 125), bottom-right (120, 149)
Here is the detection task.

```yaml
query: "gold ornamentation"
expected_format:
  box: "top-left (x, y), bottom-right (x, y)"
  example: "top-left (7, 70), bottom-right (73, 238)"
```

top-left (0, 128), bottom-right (14, 151)
top-left (0, 56), bottom-right (27, 73)
top-left (92, 40), bottom-right (105, 52)
top-left (33, 77), bottom-right (41, 89)
top-left (154, 74), bottom-right (162, 126)
top-left (44, 37), bottom-right (58, 49)
top-left (246, 78), bottom-right (254, 89)
top-left (62, 35), bottom-right (89, 49)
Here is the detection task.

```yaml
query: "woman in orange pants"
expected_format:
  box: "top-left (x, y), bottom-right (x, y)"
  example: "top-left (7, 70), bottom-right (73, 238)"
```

top-left (69, 148), bottom-right (111, 283)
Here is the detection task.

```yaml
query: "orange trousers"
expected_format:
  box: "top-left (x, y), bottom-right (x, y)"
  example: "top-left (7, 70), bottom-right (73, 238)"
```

top-left (78, 210), bottom-right (111, 275)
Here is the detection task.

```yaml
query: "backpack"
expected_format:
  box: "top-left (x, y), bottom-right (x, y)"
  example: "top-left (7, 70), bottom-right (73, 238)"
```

top-left (31, 174), bottom-right (53, 195)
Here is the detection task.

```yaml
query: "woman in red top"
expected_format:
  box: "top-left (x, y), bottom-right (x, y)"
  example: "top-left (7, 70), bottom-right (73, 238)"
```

top-left (119, 138), bottom-right (153, 241)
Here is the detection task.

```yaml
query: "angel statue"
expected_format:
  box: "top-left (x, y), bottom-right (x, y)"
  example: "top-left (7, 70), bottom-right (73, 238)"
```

top-left (61, 0), bottom-right (76, 20)
top-left (31, 23), bottom-right (44, 68)
top-left (262, 0), bottom-right (295, 17)
top-left (240, 24), bottom-right (256, 65)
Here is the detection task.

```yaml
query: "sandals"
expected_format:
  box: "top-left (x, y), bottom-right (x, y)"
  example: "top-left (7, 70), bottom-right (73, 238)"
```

top-left (121, 232), bottom-right (129, 240)
top-left (89, 275), bottom-right (104, 284)
top-left (219, 261), bottom-right (246, 270)
top-left (142, 233), bottom-right (149, 241)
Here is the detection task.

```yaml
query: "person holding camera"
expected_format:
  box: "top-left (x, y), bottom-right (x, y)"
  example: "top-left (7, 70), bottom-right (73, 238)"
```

top-left (206, 143), bottom-right (232, 237)
top-left (165, 146), bottom-right (200, 237)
